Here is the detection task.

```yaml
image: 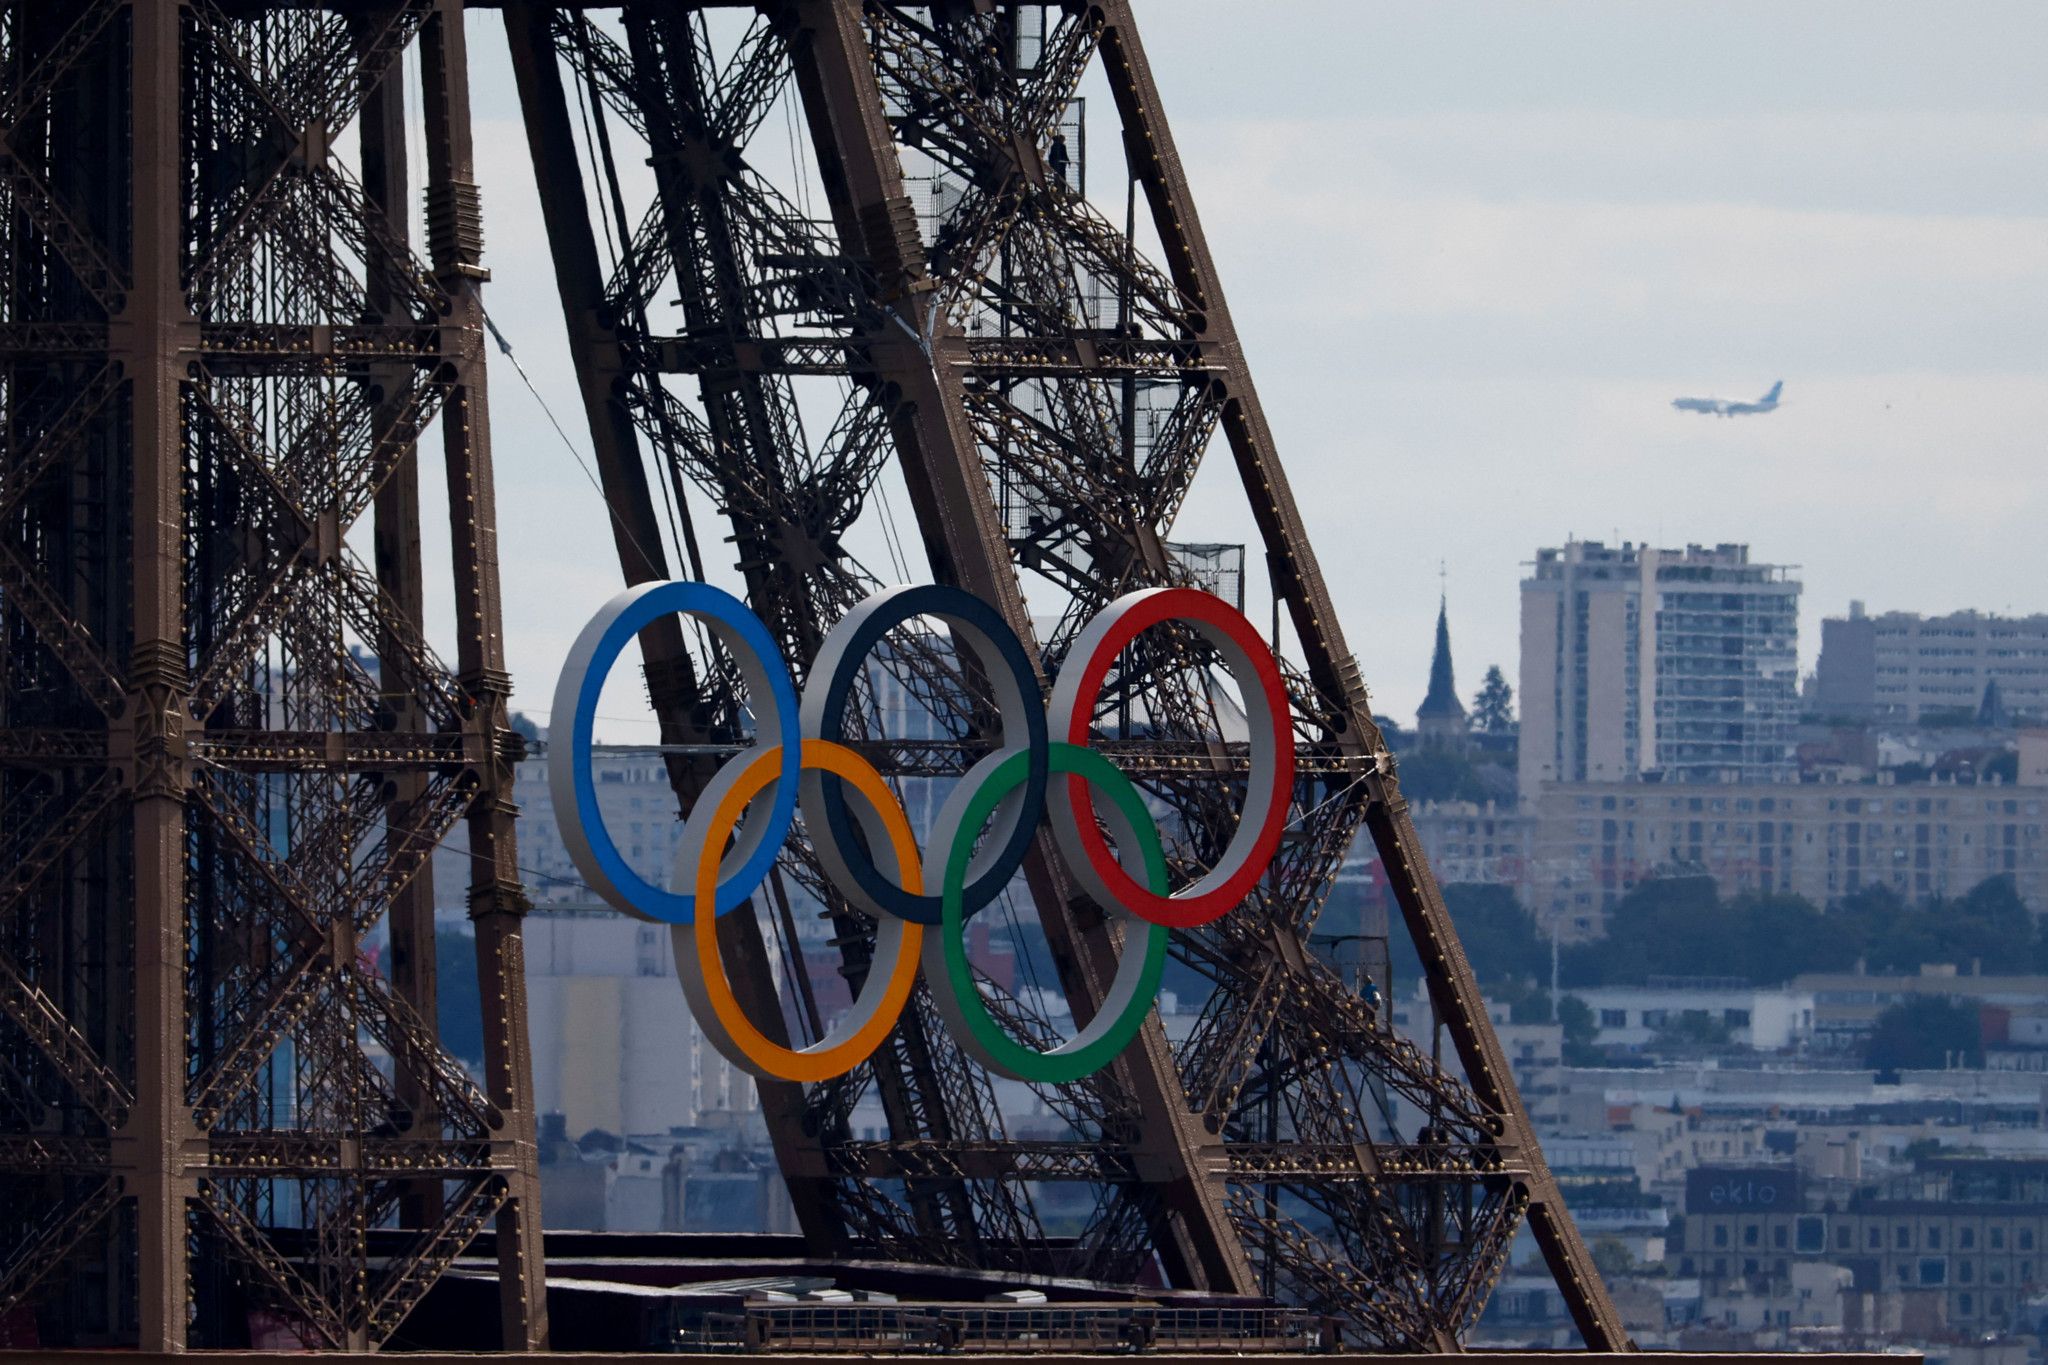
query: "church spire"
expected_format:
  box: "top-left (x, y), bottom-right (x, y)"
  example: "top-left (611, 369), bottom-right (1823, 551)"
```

top-left (1416, 589), bottom-right (1468, 750)
top-left (1418, 594), bottom-right (1463, 721)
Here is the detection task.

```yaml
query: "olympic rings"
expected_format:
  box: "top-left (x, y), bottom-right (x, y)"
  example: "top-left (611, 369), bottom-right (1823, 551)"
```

top-left (923, 744), bottom-right (1169, 1083)
top-left (675, 740), bottom-right (924, 1082)
top-left (801, 585), bottom-right (1046, 927)
top-left (548, 580), bottom-right (1297, 1084)
top-left (550, 580), bottom-right (799, 924)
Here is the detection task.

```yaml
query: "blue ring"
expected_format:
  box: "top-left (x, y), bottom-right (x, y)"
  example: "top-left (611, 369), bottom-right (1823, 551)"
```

top-left (810, 585), bottom-right (1047, 926)
top-left (569, 582), bottom-right (800, 920)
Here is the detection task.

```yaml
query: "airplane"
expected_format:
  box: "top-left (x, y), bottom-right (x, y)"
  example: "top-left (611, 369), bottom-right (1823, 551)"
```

top-left (1673, 380), bottom-right (1782, 417)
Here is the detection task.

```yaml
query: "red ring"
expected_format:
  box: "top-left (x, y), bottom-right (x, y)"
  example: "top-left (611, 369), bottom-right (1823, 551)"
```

top-left (1054, 589), bottom-right (1293, 928)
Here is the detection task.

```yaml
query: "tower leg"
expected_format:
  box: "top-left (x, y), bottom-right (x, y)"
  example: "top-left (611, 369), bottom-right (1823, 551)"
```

top-left (122, 0), bottom-right (195, 1349)
top-left (419, 2), bottom-right (550, 1349)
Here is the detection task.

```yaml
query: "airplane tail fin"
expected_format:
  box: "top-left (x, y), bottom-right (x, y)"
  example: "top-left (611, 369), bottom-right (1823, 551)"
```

top-left (1761, 380), bottom-right (1783, 404)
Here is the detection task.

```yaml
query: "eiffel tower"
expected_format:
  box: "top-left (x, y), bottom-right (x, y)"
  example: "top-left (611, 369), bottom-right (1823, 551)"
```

top-left (0, 0), bottom-right (545, 1349)
top-left (503, 0), bottom-right (1626, 1351)
top-left (0, 0), bottom-right (1625, 1351)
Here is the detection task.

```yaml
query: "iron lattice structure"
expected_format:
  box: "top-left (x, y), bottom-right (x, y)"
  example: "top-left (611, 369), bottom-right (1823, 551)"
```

top-left (0, 0), bottom-right (546, 1350)
top-left (505, 0), bottom-right (1626, 1352)
top-left (0, 0), bottom-right (1629, 1352)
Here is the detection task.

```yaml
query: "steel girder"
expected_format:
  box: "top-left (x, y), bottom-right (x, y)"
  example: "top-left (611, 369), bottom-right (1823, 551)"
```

top-left (0, 0), bottom-right (545, 1349)
top-left (507, 0), bottom-right (1627, 1351)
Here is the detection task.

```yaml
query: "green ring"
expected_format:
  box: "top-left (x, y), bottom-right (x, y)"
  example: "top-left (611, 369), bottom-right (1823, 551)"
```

top-left (932, 742), bottom-right (1170, 1084)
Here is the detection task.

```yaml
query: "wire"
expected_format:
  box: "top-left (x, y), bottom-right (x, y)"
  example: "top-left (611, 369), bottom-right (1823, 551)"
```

top-left (1286, 767), bottom-right (1376, 833)
top-left (478, 307), bottom-right (662, 582)
top-left (874, 473), bottom-right (911, 582)
top-left (570, 37), bottom-right (621, 278)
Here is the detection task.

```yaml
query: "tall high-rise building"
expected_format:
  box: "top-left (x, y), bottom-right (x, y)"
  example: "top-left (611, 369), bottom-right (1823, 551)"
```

top-left (1519, 541), bottom-right (1800, 800)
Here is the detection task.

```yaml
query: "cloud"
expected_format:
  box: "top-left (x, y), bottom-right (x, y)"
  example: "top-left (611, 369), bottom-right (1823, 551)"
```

top-left (450, 19), bottom-right (2048, 729)
top-left (1167, 370), bottom-right (2048, 719)
top-left (1176, 114), bottom-right (2048, 380)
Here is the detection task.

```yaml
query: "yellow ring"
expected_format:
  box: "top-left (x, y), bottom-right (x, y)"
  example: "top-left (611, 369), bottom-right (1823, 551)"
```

top-left (690, 739), bottom-right (923, 1082)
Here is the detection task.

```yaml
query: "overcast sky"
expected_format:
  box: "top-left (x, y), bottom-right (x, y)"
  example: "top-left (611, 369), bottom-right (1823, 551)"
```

top-left (444, 2), bottom-right (2048, 730)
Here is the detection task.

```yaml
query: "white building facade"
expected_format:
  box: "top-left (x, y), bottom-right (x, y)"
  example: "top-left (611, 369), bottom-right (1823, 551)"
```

top-left (1520, 541), bottom-right (1800, 800)
top-left (1816, 604), bottom-right (2048, 722)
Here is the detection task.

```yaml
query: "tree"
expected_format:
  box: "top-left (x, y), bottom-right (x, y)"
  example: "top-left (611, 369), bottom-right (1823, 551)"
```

top-left (1393, 746), bottom-right (1495, 804)
top-left (1840, 875), bottom-right (2032, 976)
top-left (1941, 876), bottom-right (2031, 971)
top-left (1652, 1009), bottom-right (1732, 1050)
top-left (1442, 883), bottom-right (1546, 984)
top-left (1470, 665), bottom-right (1515, 734)
top-left (1557, 994), bottom-right (1601, 1066)
top-left (1865, 997), bottom-right (1981, 1073)
top-left (1561, 878), bottom-right (1856, 988)
top-left (1590, 1238), bottom-right (1636, 1279)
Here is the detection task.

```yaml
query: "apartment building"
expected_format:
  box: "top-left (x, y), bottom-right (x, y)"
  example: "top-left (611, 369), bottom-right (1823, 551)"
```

top-left (1520, 541), bottom-right (1800, 800)
top-left (1524, 777), bottom-right (2048, 932)
top-left (1570, 981), bottom-right (1816, 1051)
top-left (1677, 1158), bottom-right (2048, 1334)
top-left (1405, 799), bottom-right (1530, 886)
top-left (521, 909), bottom-right (761, 1139)
top-left (1816, 603), bottom-right (2048, 722)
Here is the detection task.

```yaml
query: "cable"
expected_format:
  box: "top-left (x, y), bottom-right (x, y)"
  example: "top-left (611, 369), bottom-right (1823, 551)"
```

top-left (1287, 767), bottom-right (1376, 833)
top-left (874, 473), bottom-right (911, 582)
top-left (478, 307), bottom-right (662, 582)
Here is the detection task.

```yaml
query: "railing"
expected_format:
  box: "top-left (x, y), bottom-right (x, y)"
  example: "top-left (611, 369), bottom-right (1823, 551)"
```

top-left (663, 1303), bottom-right (1339, 1354)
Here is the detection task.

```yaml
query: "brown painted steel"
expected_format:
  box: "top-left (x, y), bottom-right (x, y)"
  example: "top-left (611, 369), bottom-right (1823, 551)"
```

top-left (1092, 6), bottom-right (1628, 1349)
top-left (121, 1), bottom-right (195, 1348)
top-left (3, 0), bottom-right (1632, 1349)
top-left (500, 0), bottom-right (852, 1250)
top-left (0, 0), bottom-right (547, 1348)
top-left (491, 0), bottom-right (1635, 1348)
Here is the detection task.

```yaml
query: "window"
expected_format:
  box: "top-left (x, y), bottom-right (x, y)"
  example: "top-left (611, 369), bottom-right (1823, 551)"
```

top-left (1868, 1227), bottom-right (1882, 1250)
top-left (1897, 1226), bottom-right (1913, 1250)
top-left (1725, 1008), bottom-right (1751, 1028)
top-left (1991, 1227), bottom-right (2006, 1250)
top-left (1773, 1225), bottom-right (1788, 1249)
top-left (1800, 1217), bottom-right (1826, 1252)
top-left (1744, 1224), bottom-right (1760, 1247)
top-left (1959, 1259), bottom-right (1974, 1284)
top-left (1920, 1258), bottom-right (1947, 1286)
top-left (1714, 1224), bottom-right (1729, 1248)
top-left (1928, 1227), bottom-right (1943, 1249)
top-left (1600, 1009), bottom-right (1626, 1028)
top-left (1961, 1227), bottom-right (1976, 1249)
top-left (2021, 1229), bottom-right (2035, 1251)
top-left (1959, 1293), bottom-right (1975, 1316)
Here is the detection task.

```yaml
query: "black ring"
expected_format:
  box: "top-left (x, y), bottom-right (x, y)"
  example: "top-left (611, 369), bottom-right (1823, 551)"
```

top-left (804, 585), bottom-right (1048, 926)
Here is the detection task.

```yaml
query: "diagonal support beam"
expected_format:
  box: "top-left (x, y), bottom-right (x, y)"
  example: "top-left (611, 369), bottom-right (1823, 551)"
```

top-left (1092, 4), bottom-right (1628, 1346)
top-left (0, 948), bottom-right (132, 1129)
top-left (785, 0), bottom-right (1252, 1297)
